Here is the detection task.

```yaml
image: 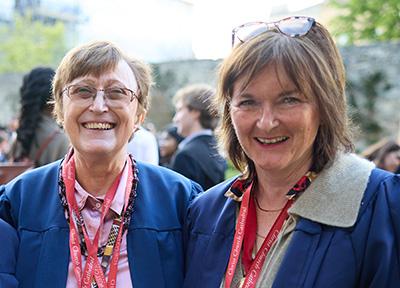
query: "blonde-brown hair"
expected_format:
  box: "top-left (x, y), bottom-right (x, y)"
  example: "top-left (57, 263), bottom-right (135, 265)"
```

top-left (52, 41), bottom-right (152, 125)
top-left (173, 84), bottom-right (218, 130)
top-left (216, 22), bottom-right (354, 177)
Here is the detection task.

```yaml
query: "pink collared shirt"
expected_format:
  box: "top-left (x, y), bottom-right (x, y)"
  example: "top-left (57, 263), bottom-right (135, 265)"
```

top-left (66, 163), bottom-right (132, 287)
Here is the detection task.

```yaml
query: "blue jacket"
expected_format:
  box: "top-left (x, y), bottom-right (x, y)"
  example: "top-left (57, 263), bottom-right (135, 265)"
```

top-left (0, 218), bottom-right (18, 288)
top-left (171, 134), bottom-right (226, 190)
top-left (184, 155), bottom-right (400, 287)
top-left (0, 160), bottom-right (202, 288)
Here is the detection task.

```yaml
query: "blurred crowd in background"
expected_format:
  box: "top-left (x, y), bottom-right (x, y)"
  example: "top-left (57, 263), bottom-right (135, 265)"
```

top-left (0, 65), bottom-right (399, 186)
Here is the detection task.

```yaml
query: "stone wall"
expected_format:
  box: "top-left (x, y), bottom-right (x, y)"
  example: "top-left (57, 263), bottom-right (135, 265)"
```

top-left (1, 41), bottom-right (399, 147)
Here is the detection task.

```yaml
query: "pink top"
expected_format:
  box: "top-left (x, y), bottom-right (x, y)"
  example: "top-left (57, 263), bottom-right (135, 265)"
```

top-left (66, 163), bottom-right (132, 287)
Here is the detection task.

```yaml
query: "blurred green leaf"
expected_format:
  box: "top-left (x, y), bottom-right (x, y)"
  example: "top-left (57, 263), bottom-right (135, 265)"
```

top-left (329, 0), bottom-right (400, 45)
top-left (0, 12), bottom-right (67, 73)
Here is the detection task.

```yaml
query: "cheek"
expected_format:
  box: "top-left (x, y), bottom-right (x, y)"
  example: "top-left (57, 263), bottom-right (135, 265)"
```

top-left (231, 111), bottom-right (250, 136)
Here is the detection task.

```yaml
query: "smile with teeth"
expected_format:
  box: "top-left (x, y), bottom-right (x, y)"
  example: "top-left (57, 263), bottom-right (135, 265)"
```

top-left (256, 136), bottom-right (288, 144)
top-left (83, 122), bottom-right (114, 130)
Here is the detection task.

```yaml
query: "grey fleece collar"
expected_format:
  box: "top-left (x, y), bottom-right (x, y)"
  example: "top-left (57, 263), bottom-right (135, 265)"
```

top-left (289, 153), bottom-right (375, 227)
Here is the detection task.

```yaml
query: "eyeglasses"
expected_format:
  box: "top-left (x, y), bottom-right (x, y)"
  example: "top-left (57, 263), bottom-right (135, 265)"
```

top-left (232, 16), bottom-right (316, 47)
top-left (63, 84), bottom-right (138, 108)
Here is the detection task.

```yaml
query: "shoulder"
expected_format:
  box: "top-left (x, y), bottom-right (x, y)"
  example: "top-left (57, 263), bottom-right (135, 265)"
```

top-left (136, 161), bottom-right (203, 197)
top-left (184, 177), bottom-right (238, 245)
top-left (186, 135), bottom-right (215, 148)
top-left (132, 162), bottom-right (203, 229)
top-left (361, 168), bottom-right (400, 213)
top-left (187, 178), bottom-right (236, 226)
top-left (190, 177), bottom-right (235, 208)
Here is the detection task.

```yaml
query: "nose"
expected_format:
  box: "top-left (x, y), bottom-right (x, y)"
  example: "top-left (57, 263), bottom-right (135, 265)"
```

top-left (89, 91), bottom-right (109, 112)
top-left (256, 104), bottom-right (279, 131)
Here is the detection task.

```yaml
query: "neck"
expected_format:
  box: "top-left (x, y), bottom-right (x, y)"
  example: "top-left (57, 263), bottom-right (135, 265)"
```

top-left (187, 122), bottom-right (205, 137)
top-left (254, 157), bottom-right (312, 210)
top-left (73, 150), bottom-right (127, 197)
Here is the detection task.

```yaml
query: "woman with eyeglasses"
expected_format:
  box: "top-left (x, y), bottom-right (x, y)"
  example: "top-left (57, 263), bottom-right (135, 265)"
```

top-left (183, 17), bottom-right (400, 287)
top-left (0, 41), bottom-right (202, 288)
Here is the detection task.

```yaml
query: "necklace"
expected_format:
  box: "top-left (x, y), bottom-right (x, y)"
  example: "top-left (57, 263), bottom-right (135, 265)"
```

top-left (254, 195), bottom-right (285, 213)
top-left (58, 154), bottom-right (138, 257)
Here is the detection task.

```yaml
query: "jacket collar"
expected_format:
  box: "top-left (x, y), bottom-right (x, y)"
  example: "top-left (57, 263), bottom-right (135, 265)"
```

top-left (289, 153), bottom-right (375, 227)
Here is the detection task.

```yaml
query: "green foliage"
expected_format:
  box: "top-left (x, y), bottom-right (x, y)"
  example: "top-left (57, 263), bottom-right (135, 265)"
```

top-left (347, 71), bottom-right (392, 144)
top-left (330, 0), bottom-right (400, 45)
top-left (225, 160), bottom-right (240, 180)
top-left (0, 13), bottom-right (67, 73)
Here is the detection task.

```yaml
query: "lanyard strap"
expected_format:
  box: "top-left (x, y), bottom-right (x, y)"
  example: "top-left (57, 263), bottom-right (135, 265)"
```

top-left (224, 173), bottom-right (315, 288)
top-left (241, 198), bottom-right (293, 288)
top-left (62, 151), bottom-right (133, 288)
top-left (225, 183), bottom-right (253, 287)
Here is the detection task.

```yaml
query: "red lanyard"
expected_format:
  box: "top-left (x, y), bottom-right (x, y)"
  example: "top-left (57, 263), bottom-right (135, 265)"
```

top-left (224, 172), bottom-right (315, 288)
top-left (62, 151), bottom-right (133, 288)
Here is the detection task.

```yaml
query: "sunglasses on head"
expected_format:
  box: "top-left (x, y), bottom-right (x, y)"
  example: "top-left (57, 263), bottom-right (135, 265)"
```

top-left (232, 16), bottom-right (316, 47)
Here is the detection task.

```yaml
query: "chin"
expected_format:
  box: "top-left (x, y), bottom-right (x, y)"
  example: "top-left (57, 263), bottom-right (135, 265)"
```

top-left (255, 159), bottom-right (290, 172)
top-left (77, 144), bottom-right (117, 156)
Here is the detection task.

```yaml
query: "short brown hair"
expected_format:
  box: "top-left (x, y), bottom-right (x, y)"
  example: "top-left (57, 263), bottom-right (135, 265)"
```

top-left (52, 41), bottom-right (152, 125)
top-left (216, 21), bottom-right (354, 177)
top-left (173, 84), bottom-right (218, 130)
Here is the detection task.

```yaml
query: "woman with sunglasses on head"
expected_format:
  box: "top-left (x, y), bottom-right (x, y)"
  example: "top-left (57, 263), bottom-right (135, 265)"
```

top-left (183, 17), bottom-right (400, 287)
top-left (0, 41), bottom-right (202, 288)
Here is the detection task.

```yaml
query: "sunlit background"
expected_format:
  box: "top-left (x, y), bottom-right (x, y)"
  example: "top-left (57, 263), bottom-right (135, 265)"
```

top-left (0, 0), bottom-right (326, 62)
top-left (0, 0), bottom-right (399, 148)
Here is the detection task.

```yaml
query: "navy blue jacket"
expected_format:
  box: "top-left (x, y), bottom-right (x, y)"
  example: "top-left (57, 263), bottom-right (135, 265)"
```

top-left (0, 160), bottom-right (202, 288)
top-left (171, 134), bottom-right (226, 190)
top-left (184, 166), bottom-right (400, 287)
top-left (0, 218), bottom-right (18, 288)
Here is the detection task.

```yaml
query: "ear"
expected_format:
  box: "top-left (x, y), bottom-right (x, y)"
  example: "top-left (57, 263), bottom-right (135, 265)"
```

top-left (134, 109), bottom-right (146, 130)
top-left (191, 109), bottom-right (201, 120)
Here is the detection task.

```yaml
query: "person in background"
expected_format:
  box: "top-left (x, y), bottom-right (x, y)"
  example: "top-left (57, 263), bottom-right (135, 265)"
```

top-left (159, 125), bottom-right (184, 168)
top-left (373, 140), bottom-right (400, 173)
top-left (171, 84), bottom-right (227, 190)
top-left (0, 41), bottom-right (202, 288)
top-left (0, 128), bottom-right (10, 162)
top-left (10, 67), bottom-right (70, 167)
top-left (362, 138), bottom-right (400, 173)
top-left (126, 125), bottom-right (159, 165)
top-left (0, 218), bottom-right (18, 288)
top-left (184, 16), bottom-right (400, 287)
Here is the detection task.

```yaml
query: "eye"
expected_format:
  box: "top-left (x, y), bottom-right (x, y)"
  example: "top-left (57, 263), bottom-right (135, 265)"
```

top-left (282, 97), bottom-right (299, 104)
top-left (235, 99), bottom-right (258, 108)
top-left (280, 92), bottom-right (302, 105)
top-left (106, 87), bottom-right (127, 99)
top-left (70, 85), bottom-right (95, 99)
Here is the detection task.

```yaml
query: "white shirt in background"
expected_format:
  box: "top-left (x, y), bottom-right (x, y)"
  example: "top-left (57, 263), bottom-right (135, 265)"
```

top-left (127, 127), bottom-right (159, 165)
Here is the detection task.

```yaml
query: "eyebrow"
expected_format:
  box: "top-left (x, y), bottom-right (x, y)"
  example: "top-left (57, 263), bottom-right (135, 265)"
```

top-left (278, 89), bottom-right (299, 98)
top-left (73, 78), bottom-right (125, 87)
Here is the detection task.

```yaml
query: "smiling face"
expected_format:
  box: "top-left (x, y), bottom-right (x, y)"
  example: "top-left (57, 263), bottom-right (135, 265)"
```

top-left (62, 60), bottom-right (142, 161)
top-left (230, 64), bottom-right (320, 176)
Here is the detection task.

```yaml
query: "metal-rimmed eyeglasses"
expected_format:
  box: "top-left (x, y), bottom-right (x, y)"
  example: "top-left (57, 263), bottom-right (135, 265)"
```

top-left (232, 16), bottom-right (316, 47)
top-left (63, 84), bottom-right (138, 108)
